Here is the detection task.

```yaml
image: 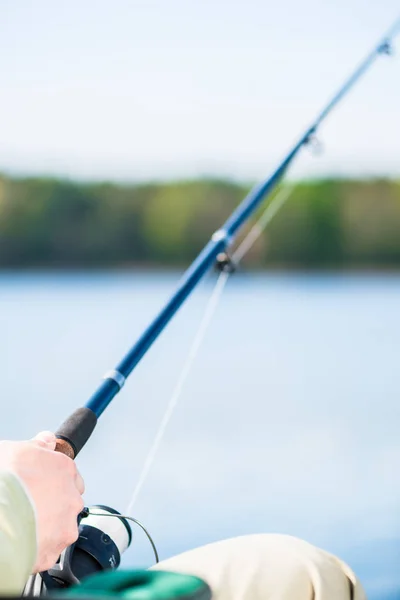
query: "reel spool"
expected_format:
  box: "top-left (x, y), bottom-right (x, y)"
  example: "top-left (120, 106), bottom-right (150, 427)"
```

top-left (24, 505), bottom-right (132, 595)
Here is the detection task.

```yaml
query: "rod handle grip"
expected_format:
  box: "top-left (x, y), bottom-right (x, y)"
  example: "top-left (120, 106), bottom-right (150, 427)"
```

top-left (55, 407), bottom-right (97, 459)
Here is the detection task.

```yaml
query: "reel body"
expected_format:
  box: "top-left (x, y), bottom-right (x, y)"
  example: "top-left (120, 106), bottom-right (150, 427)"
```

top-left (24, 505), bottom-right (132, 594)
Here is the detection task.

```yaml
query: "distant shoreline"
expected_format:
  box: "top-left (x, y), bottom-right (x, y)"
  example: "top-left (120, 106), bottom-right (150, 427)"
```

top-left (1, 175), bottom-right (400, 270)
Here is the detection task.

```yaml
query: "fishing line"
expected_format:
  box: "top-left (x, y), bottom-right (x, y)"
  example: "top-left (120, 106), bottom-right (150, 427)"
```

top-left (53, 16), bottom-right (400, 462)
top-left (87, 510), bottom-right (159, 564)
top-left (125, 184), bottom-right (296, 513)
top-left (232, 184), bottom-right (295, 264)
top-left (125, 270), bottom-right (230, 514)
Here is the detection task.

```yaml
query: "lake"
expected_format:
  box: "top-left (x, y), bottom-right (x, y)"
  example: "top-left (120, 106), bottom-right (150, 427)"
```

top-left (1, 271), bottom-right (399, 599)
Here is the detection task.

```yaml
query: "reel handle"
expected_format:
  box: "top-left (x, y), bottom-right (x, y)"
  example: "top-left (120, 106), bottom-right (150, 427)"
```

top-left (55, 407), bottom-right (97, 458)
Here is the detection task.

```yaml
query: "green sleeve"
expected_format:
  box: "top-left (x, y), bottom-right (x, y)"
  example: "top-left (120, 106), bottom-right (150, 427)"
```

top-left (0, 470), bottom-right (37, 595)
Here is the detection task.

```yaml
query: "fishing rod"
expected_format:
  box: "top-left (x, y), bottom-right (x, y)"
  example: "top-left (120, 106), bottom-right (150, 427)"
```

top-left (54, 15), bottom-right (400, 461)
top-left (25, 16), bottom-right (399, 594)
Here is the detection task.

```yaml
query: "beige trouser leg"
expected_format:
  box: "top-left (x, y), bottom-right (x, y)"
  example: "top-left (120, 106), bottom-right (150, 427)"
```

top-left (151, 534), bottom-right (366, 600)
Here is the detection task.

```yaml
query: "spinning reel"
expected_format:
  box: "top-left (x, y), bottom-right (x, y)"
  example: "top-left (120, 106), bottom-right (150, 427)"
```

top-left (23, 505), bottom-right (211, 599)
top-left (24, 505), bottom-right (133, 595)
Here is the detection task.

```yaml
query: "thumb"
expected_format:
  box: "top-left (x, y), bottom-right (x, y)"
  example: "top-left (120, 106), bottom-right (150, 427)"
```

top-left (31, 431), bottom-right (57, 450)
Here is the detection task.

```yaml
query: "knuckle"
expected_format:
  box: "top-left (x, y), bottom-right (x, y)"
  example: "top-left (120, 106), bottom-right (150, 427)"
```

top-left (33, 439), bottom-right (47, 449)
top-left (65, 524), bottom-right (79, 546)
top-left (45, 552), bottom-right (60, 571)
top-left (74, 495), bottom-right (85, 514)
top-left (76, 472), bottom-right (85, 494)
top-left (66, 458), bottom-right (78, 476)
top-left (53, 451), bottom-right (69, 465)
top-left (66, 464), bottom-right (77, 480)
top-left (56, 452), bottom-right (77, 474)
top-left (58, 519), bottom-right (79, 549)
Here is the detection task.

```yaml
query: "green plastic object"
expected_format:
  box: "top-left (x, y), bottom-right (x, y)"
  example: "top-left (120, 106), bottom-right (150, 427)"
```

top-left (61, 570), bottom-right (212, 600)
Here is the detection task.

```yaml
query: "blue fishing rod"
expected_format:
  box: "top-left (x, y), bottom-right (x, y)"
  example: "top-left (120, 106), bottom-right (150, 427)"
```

top-left (24, 16), bottom-right (400, 596)
top-left (54, 15), bottom-right (400, 461)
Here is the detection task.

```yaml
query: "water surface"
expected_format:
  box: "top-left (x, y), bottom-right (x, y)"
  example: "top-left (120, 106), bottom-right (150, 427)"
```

top-left (1, 271), bottom-right (399, 598)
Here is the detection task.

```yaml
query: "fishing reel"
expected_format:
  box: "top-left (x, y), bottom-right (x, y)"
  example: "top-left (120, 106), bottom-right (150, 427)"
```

top-left (24, 505), bottom-right (133, 595)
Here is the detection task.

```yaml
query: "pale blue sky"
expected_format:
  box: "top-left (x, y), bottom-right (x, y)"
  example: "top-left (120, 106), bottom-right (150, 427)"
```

top-left (1, 0), bottom-right (399, 181)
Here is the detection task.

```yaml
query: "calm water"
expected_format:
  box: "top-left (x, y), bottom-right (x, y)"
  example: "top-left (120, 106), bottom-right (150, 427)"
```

top-left (1, 271), bottom-right (400, 599)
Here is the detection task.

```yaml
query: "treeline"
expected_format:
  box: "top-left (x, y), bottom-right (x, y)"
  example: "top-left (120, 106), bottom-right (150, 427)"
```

top-left (0, 174), bottom-right (399, 269)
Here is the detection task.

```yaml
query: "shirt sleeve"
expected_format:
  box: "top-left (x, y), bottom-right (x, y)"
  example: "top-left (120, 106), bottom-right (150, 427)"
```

top-left (0, 470), bottom-right (37, 595)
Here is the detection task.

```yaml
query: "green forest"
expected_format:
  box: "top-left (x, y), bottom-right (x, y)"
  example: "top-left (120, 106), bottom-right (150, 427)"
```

top-left (1, 174), bottom-right (400, 269)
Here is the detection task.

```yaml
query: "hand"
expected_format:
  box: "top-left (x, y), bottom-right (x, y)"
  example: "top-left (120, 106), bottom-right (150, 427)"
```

top-left (0, 431), bottom-right (85, 572)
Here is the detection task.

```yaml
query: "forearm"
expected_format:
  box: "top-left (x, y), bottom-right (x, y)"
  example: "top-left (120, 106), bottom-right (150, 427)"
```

top-left (0, 471), bottom-right (37, 595)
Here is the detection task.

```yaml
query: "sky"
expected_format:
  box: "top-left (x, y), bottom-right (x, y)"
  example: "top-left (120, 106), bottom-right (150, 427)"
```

top-left (1, 0), bottom-right (399, 182)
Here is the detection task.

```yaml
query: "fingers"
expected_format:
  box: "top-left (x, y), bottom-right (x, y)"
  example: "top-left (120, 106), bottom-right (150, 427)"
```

top-left (8, 434), bottom-right (87, 575)
top-left (52, 450), bottom-right (86, 497)
top-left (34, 515), bottom-right (81, 573)
top-left (31, 431), bottom-right (56, 450)
top-left (32, 433), bottom-right (86, 495)
top-left (75, 469), bottom-right (85, 495)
